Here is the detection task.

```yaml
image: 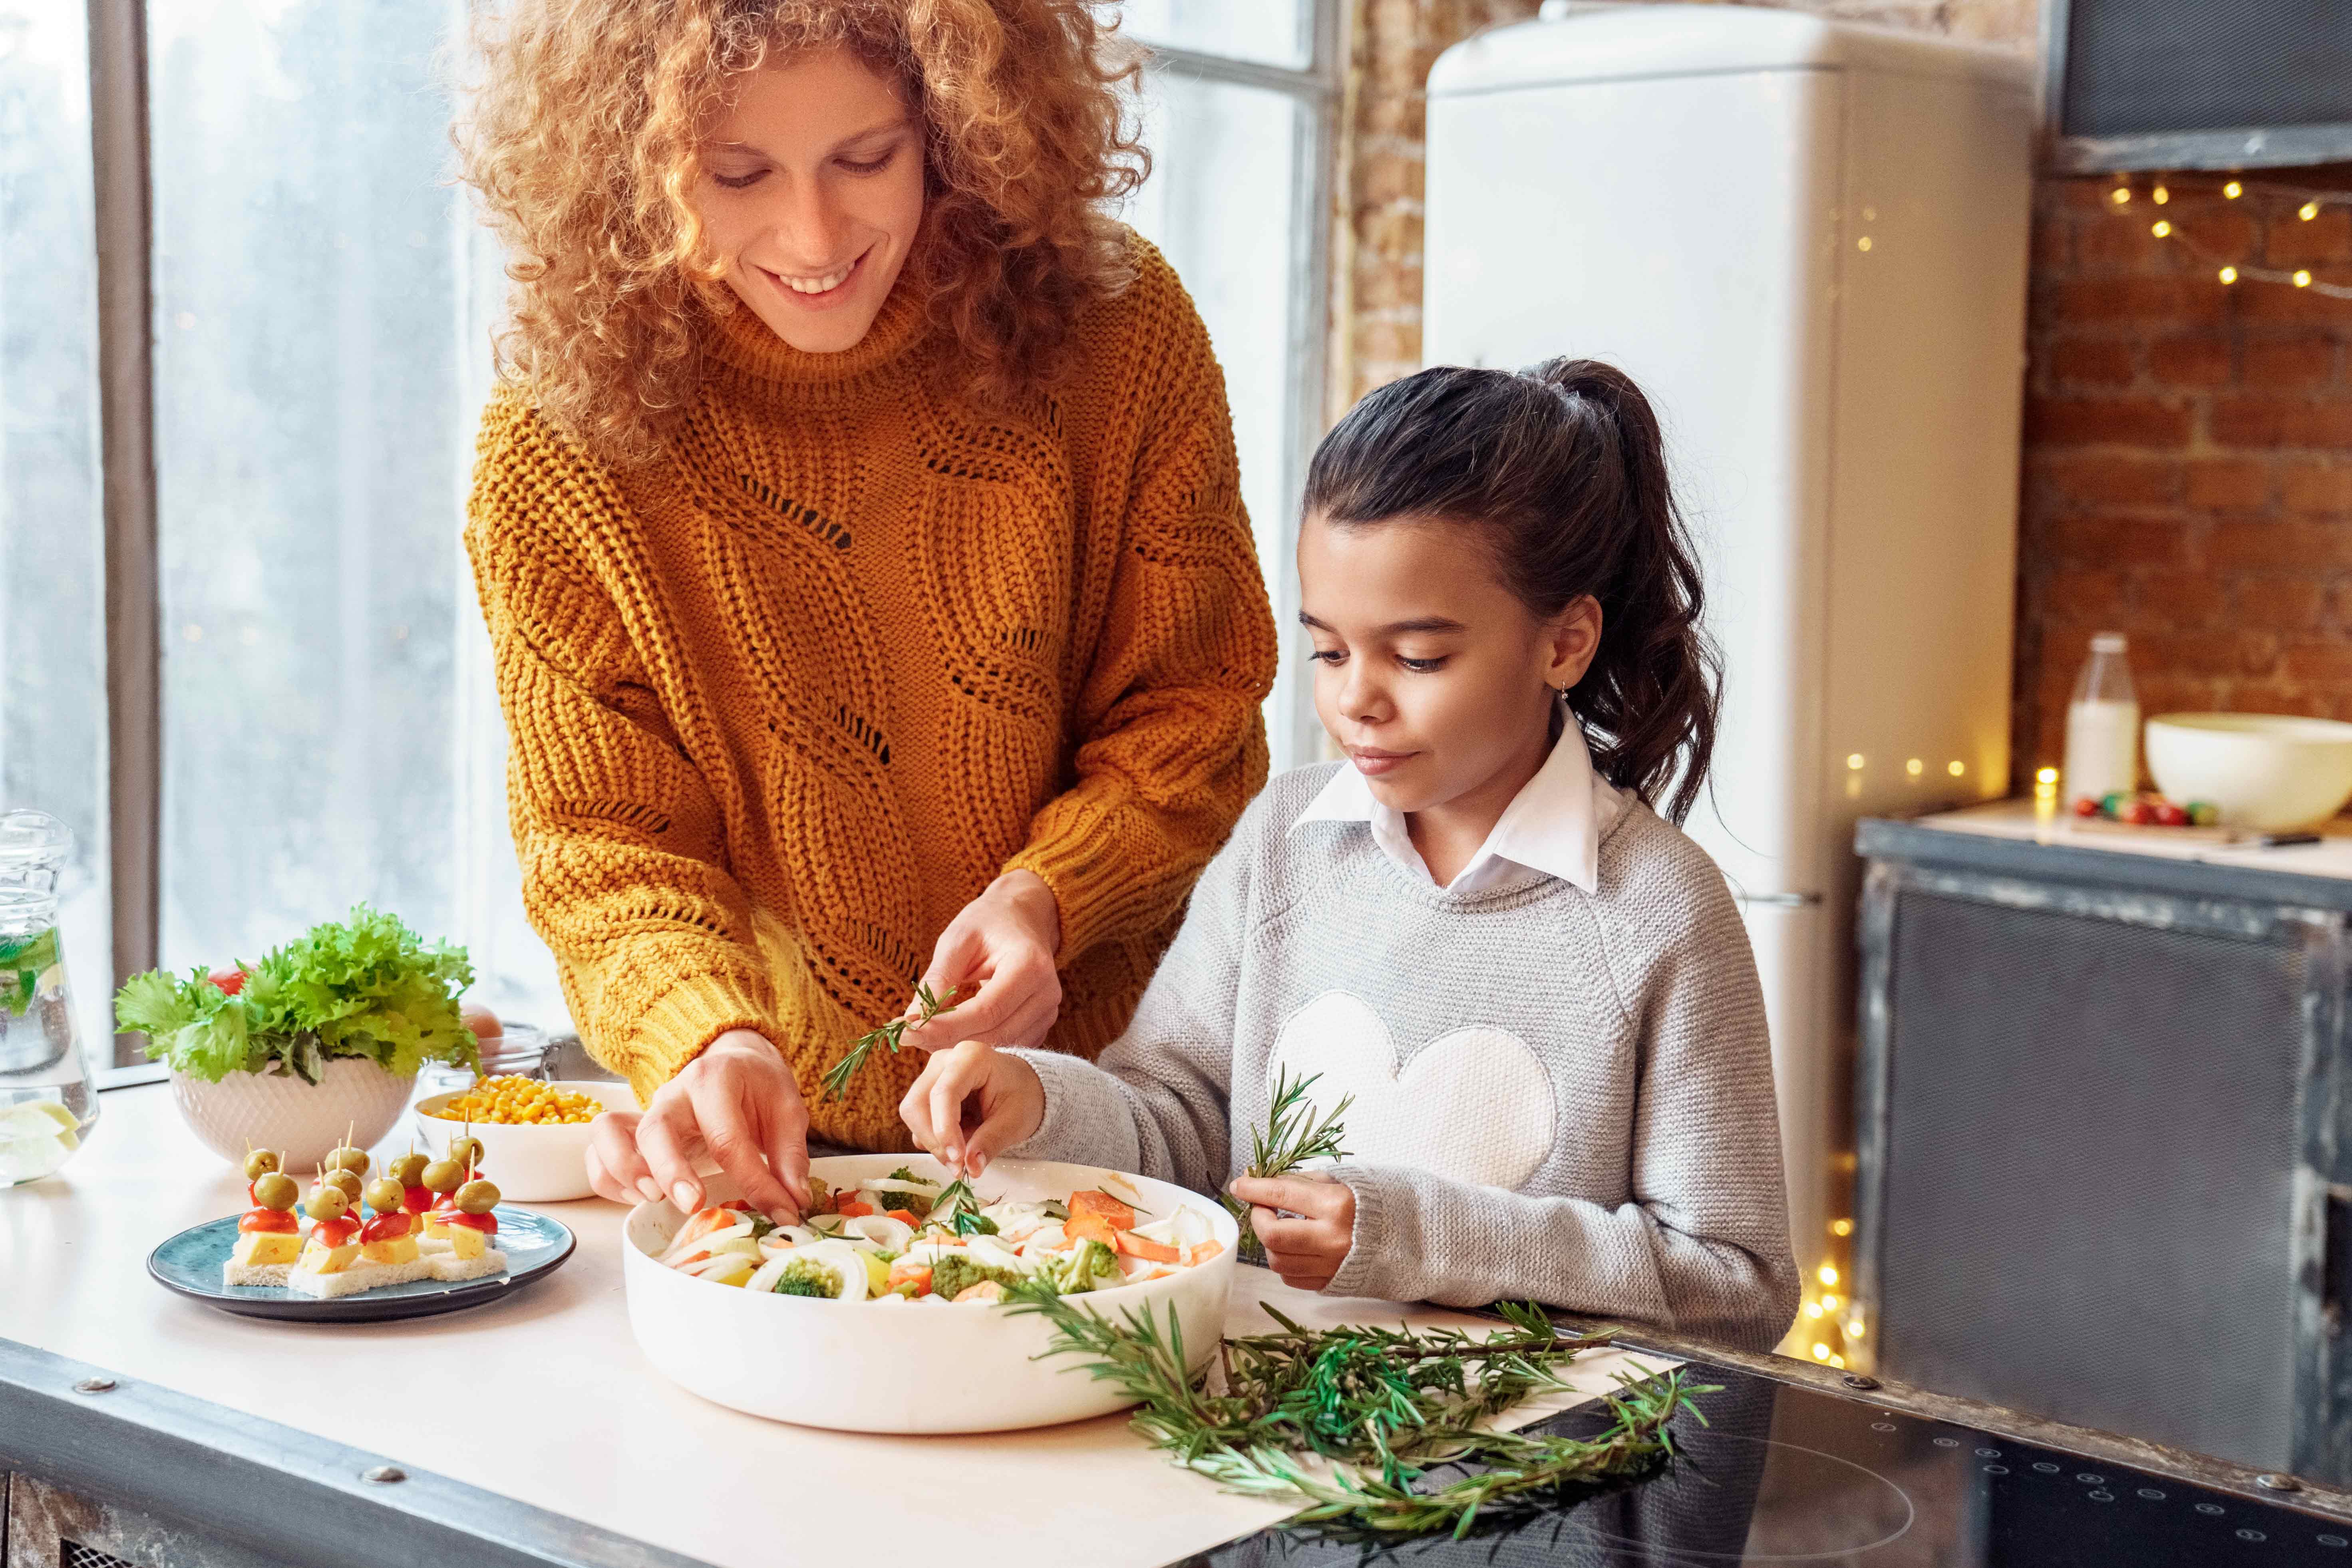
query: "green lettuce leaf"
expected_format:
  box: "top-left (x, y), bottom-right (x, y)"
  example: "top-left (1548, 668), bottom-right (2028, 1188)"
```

top-left (114, 906), bottom-right (482, 1083)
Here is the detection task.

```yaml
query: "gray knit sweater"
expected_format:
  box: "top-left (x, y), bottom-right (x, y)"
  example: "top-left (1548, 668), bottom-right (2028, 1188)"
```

top-left (1008, 763), bottom-right (1801, 1353)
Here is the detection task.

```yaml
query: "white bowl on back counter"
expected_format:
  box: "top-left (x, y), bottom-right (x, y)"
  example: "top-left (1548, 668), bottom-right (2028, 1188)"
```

top-left (622, 1153), bottom-right (1237, 1433)
top-left (2143, 712), bottom-right (2352, 832)
top-left (412, 1080), bottom-right (636, 1202)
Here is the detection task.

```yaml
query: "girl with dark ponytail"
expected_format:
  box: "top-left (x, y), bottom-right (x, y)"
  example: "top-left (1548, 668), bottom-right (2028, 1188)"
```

top-left (901, 359), bottom-right (1800, 1352)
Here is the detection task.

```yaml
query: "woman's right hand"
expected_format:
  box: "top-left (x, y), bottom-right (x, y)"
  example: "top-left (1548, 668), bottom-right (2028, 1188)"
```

top-left (584, 1029), bottom-right (810, 1221)
top-left (899, 1039), bottom-right (1046, 1176)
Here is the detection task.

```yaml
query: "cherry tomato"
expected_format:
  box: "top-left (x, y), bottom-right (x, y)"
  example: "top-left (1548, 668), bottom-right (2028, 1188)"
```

top-left (2122, 800), bottom-right (2157, 826)
top-left (2073, 796), bottom-right (2101, 817)
top-left (238, 1209), bottom-right (298, 1234)
top-left (2154, 801), bottom-right (2190, 827)
top-left (208, 968), bottom-right (246, 996)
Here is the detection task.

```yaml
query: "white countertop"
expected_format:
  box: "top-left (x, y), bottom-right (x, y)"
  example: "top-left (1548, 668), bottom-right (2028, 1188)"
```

top-left (1907, 798), bottom-right (2352, 884)
top-left (1, 1082), bottom-right (1668, 1568)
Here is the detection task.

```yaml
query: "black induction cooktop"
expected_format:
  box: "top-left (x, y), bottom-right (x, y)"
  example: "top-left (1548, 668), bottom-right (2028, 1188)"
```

top-left (1183, 1345), bottom-right (2352, 1566)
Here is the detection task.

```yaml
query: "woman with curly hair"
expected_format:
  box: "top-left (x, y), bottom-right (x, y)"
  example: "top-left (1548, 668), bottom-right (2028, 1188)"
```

top-left (458, 0), bottom-right (1276, 1220)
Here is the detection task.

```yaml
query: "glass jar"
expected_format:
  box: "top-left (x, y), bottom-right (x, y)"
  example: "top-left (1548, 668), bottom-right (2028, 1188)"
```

top-left (2063, 632), bottom-right (2140, 808)
top-left (0, 811), bottom-right (98, 1184)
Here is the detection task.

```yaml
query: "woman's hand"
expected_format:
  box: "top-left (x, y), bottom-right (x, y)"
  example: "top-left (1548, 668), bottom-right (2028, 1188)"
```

top-left (1229, 1174), bottom-right (1356, 1292)
top-left (899, 1038), bottom-right (1046, 1176)
top-left (900, 869), bottom-right (1064, 1053)
top-left (583, 1029), bottom-right (810, 1221)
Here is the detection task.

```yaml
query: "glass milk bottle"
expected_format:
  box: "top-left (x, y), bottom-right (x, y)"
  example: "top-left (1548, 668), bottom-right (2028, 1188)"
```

top-left (2063, 633), bottom-right (2140, 809)
top-left (0, 811), bottom-right (98, 1184)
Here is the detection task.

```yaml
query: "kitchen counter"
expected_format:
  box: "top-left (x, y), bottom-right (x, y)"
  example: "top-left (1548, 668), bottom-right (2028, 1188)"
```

top-left (0, 1079), bottom-right (1663, 1568)
top-left (1862, 797), bottom-right (2352, 904)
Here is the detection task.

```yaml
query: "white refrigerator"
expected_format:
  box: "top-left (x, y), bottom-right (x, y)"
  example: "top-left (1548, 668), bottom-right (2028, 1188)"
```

top-left (1424, 4), bottom-right (2032, 1269)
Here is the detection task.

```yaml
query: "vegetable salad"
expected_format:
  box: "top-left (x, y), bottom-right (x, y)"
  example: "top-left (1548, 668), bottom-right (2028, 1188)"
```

top-left (655, 1170), bottom-right (1224, 1303)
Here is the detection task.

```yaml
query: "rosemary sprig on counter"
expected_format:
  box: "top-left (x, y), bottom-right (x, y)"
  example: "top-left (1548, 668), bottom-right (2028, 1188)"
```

top-left (819, 983), bottom-right (959, 1101)
top-left (1000, 1283), bottom-right (1705, 1538)
top-left (1221, 1067), bottom-right (1353, 1256)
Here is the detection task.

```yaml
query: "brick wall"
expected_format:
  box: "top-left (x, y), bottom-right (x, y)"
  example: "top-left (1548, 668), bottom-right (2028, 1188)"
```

top-left (2018, 174), bottom-right (2352, 775)
top-left (1332, 0), bottom-right (2352, 788)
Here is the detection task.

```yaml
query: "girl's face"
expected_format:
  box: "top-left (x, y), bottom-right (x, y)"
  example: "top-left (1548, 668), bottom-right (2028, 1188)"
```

top-left (694, 46), bottom-right (926, 356)
top-left (1297, 511), bottom-right (1601, 817)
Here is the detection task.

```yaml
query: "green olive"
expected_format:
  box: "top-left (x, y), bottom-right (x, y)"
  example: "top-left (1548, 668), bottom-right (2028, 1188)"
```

top-left (302, 1186), bottom-right (349, 1222)
top-left (388, 1152), bottom-right (428, 1187)
top-left (445, 1136), bottom-right (488, 1171)
top-left (251, 1171), bottom-right (298, 1210)
top-left (324, 1145), bottom-right (370, 1176)
top-left (454, 1178), bottom-right (500, 1215)
top-left (421, 1158), bottom-right (464, 1194)
top-left (243, 1149), bottom-right (282, 1181)
top-left (362, 1178), bottom-right (404, 1214)
top-left (319, 1168), bottom-right (363, 1202)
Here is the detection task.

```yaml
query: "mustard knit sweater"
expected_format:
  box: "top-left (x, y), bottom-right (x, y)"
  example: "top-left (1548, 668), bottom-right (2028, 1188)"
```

top-left (464, 235), bottom-right (1276, 1149)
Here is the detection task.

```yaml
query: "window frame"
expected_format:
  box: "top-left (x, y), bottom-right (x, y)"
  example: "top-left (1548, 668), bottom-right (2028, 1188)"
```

top-left (1139, 13), bottom-right (1343, 775)
top-left (81, 0), bottom-right (1341, 1067)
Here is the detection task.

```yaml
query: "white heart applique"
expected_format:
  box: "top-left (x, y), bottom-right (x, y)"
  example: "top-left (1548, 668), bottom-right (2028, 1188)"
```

top-left (1268, 991), bottom-right (1555, 1192)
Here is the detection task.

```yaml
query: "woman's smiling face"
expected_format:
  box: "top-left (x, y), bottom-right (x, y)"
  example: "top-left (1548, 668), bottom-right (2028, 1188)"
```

top-left (694, 45), bottom-right (926, 355)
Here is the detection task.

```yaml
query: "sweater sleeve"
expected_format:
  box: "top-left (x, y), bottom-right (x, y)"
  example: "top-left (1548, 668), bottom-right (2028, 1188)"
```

top-left (1323, 872), bottom-right (1802, 1354)
top-left (1002, 255), bottom-right (1278, 965)
top-left (999, 786), bottom-right (1264, 1196)
top-left (465, 394), bottom-right (779, 1104)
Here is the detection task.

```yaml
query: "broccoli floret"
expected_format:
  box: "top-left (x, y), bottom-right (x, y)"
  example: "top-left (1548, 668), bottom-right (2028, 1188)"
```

top-left (930, 1254), bottom-right (1024, 1303)
top-left (1045, 1237), bottom-right (1120, 1294)
top-left (888, 1167), bottom-right (919, 1181)
top-left (870, 1185), bottom-right (933, 1220)
top-left (773, 1257), bottom-right (844, 1298)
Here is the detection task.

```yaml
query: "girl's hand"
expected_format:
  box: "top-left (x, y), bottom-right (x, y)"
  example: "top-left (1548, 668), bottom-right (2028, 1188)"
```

top-left (900, 1038), bottom-right (1046, 1176)
top-left (900, 870), bottom-right (1063, 1053)
top-left (1230, 1174), bottom-right (1356, 1292)
top-left (583, 1030), bottom-right (810, 1222)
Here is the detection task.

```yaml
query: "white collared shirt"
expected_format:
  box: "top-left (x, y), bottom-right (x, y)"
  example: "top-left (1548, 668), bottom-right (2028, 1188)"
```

top-left (1290, 723), bottom-right (1623, 895)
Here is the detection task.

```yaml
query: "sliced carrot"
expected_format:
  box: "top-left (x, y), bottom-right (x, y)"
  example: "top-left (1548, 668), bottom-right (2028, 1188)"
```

top-left (952, 1280), bottom-right (1004, 1303)
top-left (1068, 1190), bottom-right (1137, 1232)
top-left (1132, 1266), bottom-right (1177, 1282)
top-left (883, 1208), bottom-right (920, 1226)
top-left (1114, 1230), bottom-right (1179, 1263)
top-left (1186, 1239), bottom-right (1226, 1266)
top-left (1063, 1210), bottom-right (1116, 1248)
top-left (835, 1201), bottom-right (876, 1219)
top-left (887, 1262), bottom-right (933, 1296)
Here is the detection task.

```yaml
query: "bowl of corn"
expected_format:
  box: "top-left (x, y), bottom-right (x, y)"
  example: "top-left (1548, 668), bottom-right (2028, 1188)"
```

top-left (411, 1077), bottom-right (636, 1202)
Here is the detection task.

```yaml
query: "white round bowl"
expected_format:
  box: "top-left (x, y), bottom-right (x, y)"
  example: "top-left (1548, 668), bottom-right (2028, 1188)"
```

top-left (2144, 712), bottom-right (2352, 831)
top-left (411, 1079), bottom-right (637, 1202)
top-left (171, 1056), bottom-right (415, 1171)
top-left (623, 1153), bottom-right (1238, 1433)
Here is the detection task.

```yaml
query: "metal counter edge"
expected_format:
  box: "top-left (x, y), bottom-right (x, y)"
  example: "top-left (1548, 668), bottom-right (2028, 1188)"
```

top-left (0, 1335), bottom-right (718, 1568)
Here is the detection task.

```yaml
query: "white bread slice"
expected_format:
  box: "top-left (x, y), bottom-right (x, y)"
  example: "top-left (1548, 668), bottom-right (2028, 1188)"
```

top-left (425, 1246), bottom-right (508, 1283)
top-left (222, 1260), bottom-right (296, 1289)
top-left (284, 1254), bottom-right (437, 1300)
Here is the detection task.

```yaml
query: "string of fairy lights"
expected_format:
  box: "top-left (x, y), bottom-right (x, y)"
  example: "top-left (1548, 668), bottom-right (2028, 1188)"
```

top-left (2103, 173), bottom-right (2352, 299)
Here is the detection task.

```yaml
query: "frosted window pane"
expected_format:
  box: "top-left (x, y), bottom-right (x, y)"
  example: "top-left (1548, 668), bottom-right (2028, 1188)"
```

top-left (0, 6), bottom-right (111, 1057)
top-left (1124, 75), bottom-right (1306, 762)
top-left (147, 1), bottom-right (561, 1029)
top-left (1117, 0), bottom-right (1312, 69)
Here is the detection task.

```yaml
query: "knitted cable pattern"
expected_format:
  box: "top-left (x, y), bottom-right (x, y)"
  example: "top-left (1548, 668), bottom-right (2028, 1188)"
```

top-left (465, 232), bottom-right (1276, 1149)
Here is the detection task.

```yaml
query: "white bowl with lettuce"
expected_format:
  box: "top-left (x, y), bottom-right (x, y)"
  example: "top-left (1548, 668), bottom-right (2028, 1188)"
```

top-left (114, 907), bottom-right (484, 1171)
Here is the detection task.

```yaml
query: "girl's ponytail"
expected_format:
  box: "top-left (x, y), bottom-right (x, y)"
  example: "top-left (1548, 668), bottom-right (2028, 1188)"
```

top-left (1303, 357), bottom-right (1722, 823)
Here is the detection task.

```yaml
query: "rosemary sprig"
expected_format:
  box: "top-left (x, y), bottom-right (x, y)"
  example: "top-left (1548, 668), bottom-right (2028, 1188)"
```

top-left (998, 1281), bottom-right (1707, 1539)
top-left (928, 1176), bottom-right (998, 1235)
top-left (1221, 1067), bottom-right (1353, 1256)
top-left (819, 983), bottom-right (959, 1101)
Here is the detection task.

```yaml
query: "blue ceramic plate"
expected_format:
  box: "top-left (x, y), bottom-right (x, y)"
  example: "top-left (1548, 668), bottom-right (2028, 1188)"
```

top-left (147, 1207), bottom-right (576, 1322)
